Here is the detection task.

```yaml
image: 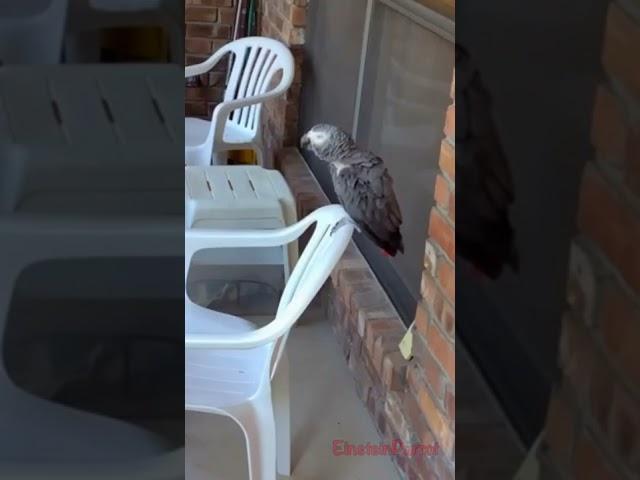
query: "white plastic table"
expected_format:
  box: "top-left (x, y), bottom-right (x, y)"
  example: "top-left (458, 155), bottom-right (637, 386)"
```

top-left (185, 165), bottom-right (298, 283)
top-left (0, 64), bottom-right (183, 215)
top-left (0, 64), bottom-right (182, 147)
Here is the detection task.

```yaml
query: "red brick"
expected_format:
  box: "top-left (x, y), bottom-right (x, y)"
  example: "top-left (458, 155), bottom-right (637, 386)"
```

top-left (425, 321), bottom-right (454, 382)
top-left (185, 86), bottom-right (205, 101)
top-left (337, 267), bottom-right (374, 295)
top-left (434, 174), bottom-right (450, 210)
top-left (356, 304), bottom-right (400, 339)
top-left (600, 284), bottom-right (640, 388)
top-left (186, 23), bottom-right (232, 40)
top-left (185, 7), bottom-right (218, 22)
top-left (350, 288), bottom-right (393, 324)
top-left (373, 333), bottom-right (404, 376)
top-left (290, 5), bottom-right (307, 27)
top-left (439, 140), bottom-right (455, 181)
top-left (205, 86), bottom-right (225, 102)
top-left (602, 4), bottom-right (640, 102)
top-left (591, 85), bottom-right (628, 165)
top-left (403, 379), bottom-right (436, 446)
top-left (364, 318), bottom-right (404, 360)
top-left (205, 0), bottom-right (232, 5)
top-left (185, 102), bottom-right (206, 117)
top-left (412, 334), bottom-right (445, 399)
top-left (436, 257), bottom-right (455, 304)
top-left (186, 38), bottom-right (212, 55)
top-left (218, 7), bottom-right (236, 25)
top-left (577, 165), bottom-right (640, 292)
top-left (384, 392), bottom-right (415, 445)
top-left (382, 352), bottom-right (409, 392)
top-left (420, 272), bottom-right (444, 323)
top-left (413, 370), bottom-right (454, 457)
top-left (573, 431), bottom-right (621, 480)
top-left (443, 104), bottom-right (455, 139)
top-left (414, 302), bottom-right (429, 338)
top-left (428, 208), bottom-right (455, 261)
top-left (439, 299), bottom-right (455, 337)
top-left (544, 386), bottom-right (577, 471)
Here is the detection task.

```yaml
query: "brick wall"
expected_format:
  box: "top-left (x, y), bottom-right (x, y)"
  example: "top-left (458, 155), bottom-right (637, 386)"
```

top-left (184, 0), bottom-right (236, 117)
top-left (539, 2), bottom-right (640, 479)
top-left (278, 72), bottom-right (456, 480)
top-left (258, 0), bottom-right (307, 166)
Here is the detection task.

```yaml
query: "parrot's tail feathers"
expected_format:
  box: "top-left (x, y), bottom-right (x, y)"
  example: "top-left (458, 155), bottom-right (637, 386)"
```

top-left (361, 225), bottom-right (404, 257)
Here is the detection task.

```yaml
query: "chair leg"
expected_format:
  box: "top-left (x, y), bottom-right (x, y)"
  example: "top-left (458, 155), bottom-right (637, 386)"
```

top-left (231, 391), bottom-right (277, 480)
top-left (211, 151), bottom-right (229, 165)
top-left (273, 354), bottom-right (291, 477)
top-left (254, 145), bottom-right (267, 168)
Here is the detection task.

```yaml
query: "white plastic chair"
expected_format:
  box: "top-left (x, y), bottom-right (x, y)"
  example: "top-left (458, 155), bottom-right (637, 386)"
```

top-left (184, 37), bottom-right (295, 167)
top-left (185, 205), bottom-right (354, 480)
top-left (0, 0), bottom-right (68, 64)
top-left (0, 216), bottom-right (181, 466)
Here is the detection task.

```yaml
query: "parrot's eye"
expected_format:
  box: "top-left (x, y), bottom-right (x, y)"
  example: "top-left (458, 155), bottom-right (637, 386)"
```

top-left (307, 130), bottom-right (330, 146)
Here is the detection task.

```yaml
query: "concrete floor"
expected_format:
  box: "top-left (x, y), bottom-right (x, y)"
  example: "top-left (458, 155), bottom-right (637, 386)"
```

top-left (185, 304), bottom-right (401, 480)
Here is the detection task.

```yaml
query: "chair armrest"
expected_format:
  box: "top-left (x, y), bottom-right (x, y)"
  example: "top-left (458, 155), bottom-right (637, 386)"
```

top-left (185, 209), bottom-right (317, 250)
top-left (207, 92), bottom-right (274, 144)
top-left (185, 47), bottom-right (229, 78)
top-left (186, 329), bottom-right (274, 350)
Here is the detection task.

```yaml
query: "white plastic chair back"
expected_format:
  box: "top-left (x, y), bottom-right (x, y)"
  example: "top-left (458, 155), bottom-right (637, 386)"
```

top-left (184, 37), bottom-right (294, 167)
top-left (185, 205), bottom-right (353, 376)
top-left (0, 0), bottom-right (68, 64)
top-left (222, 37), bottom-right (293, 137)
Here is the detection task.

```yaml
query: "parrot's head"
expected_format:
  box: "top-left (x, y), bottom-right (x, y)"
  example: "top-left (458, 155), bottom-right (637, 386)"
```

top-left (300, 124), bottom-right (355, 160)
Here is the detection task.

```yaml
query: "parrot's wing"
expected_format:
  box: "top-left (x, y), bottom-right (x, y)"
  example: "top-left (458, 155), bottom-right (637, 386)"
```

top-left (337, 157), bottom-right (404, 254)
top-left (370, 162), bottom-right (403, 231)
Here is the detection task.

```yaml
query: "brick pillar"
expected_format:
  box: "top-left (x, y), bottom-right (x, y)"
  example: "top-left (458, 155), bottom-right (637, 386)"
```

top-left (406, 71), bottom-right (456, 480)
top-left (259, 0), bottom-right (307, 166)
top-left (539, 3), bottom-right (640, 479)
top-left (184, 0), bottom-right (236, 117)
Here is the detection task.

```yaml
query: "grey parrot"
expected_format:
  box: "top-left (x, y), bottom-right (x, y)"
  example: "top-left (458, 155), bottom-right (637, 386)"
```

top-left (300, 125), bottom-right (405, 257)
top-left (456, 44), bottom-right (519, 279)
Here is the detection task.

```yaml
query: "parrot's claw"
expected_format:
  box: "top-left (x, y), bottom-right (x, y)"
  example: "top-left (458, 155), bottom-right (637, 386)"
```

top-left (330, 217), bottom-right (361, 236)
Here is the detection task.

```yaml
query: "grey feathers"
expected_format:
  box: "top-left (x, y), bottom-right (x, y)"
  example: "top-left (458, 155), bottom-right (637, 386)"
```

top-left (300, 125), bottom-right (404, 256)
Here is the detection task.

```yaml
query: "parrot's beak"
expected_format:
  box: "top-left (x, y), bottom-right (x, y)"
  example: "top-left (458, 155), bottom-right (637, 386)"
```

top-left (300, 134), bottom-right (310, 149)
